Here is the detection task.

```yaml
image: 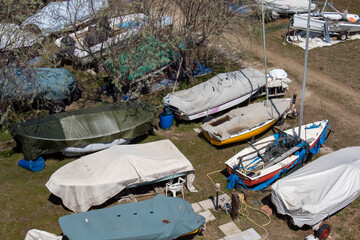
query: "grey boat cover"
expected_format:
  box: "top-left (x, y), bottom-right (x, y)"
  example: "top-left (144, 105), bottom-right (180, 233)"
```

top-left (46, 139), bottom-right (197, 213)
top-left (201, 98), bottom-right (291, 141)
top-left (162, 68), bottom-right (266, 116)
top-left (11, 101), bottom-right (156, 160)
top-left (272, 147), bottom-right (360, 227)
top-left (59, 194), bottom-right (205, 240)
top-left (22, 0), bottom-right (108, 35)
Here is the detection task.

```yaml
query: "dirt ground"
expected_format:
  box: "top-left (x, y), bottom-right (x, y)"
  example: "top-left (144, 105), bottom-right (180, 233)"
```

top-left (227, 25), bottom-right (360, 149)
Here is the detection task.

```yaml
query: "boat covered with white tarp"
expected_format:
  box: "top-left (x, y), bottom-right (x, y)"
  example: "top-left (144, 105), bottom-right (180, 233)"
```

top-left (271, 147), bottom-right (360, 227)
top-left (163, 68), bottom-right (266, 120)
top-left (260, 0), bottom-right (317, 14)
top-left (46, 139), bottom-right (197, 212)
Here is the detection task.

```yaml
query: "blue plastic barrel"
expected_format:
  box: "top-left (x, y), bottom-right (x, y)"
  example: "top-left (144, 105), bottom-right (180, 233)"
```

top-left (160, 111), bottom-right (173, 129)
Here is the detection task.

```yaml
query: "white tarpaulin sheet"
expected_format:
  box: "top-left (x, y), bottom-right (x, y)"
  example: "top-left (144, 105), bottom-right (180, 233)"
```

top-left (22, 0), bottom-right (108, 35)
top-left (163, 68), bottom-right (266, 116)
top-left (271, 147), bottom-right (360, 227)
top-left (289, 31), bottom-right (360, 50)
top-left (261, 0), bottom-right (316, 13)
top-left (0, 23), bottom-right (39, 50)
top-left (268, 68), bottom-right (291, 89)
top-left (24, 229), bottom-right (62, 240)
top-left (46, 139), bottom-right (196, 212)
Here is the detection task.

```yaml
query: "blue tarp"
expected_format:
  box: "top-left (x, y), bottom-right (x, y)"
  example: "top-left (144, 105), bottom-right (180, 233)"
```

top-left (192, 62), bottom-right (212, 77)
top-left (18, 157), bottom-right (45, 172)
top-left (0, 67), bottom-right (77, 101)
top-left (59, 194), bottom-right (205, 240)
top-left (22, 0), bottom-right (108, 35)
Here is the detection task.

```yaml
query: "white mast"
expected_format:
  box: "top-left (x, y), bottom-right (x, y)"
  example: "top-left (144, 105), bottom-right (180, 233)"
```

top-left (261, 0), bottom-right (269, 103)
top-left (298, 0), bottom-right (313, 140)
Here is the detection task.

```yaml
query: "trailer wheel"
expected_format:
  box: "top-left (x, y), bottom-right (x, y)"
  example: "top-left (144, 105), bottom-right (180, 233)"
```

top-left (315, 224), bottom-right (331, 240)
top-left (49, 100), bottom-right (66, 114)
top-left (338, 32), bottom-right (348, 41)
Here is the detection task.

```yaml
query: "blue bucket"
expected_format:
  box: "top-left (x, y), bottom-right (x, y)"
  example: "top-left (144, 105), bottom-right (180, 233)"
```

top-left (160, 111), bottom-right (173, 130)
top-left (18, 157), bottom-right (45, 172)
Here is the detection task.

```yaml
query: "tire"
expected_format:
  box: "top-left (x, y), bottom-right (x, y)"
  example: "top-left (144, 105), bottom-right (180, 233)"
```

top-left (291, 111), bottom-right (298, 118)
top-left (49, 100), bottom-right (66, 114)
top-left (337, 32), bottom-right (348, 41)
top-left (315, 224), bottom-right (331, 240)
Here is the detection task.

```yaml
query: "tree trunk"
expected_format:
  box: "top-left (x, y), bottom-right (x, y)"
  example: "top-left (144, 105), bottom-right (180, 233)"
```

top-left (231, 191), bottom-right (239, 220)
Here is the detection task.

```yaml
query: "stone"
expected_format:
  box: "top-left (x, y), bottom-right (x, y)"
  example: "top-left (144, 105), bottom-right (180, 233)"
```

top-left (198, 210), bottom-right (216, 222)
top-left (218, 222), bottom-right (242, 236)
top-left (261, 205), bottom-right (273, 216)
top-left (198, 198), bottom-right (215, 210)
top-left (191, 202), bottom-right (203, 213)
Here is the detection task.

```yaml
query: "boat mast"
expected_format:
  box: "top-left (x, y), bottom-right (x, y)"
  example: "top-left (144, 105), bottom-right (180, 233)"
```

top-left (298, 0), bottom-right (313, 140)
top-left (261, 0), bottom-right (269, 104)
top-left (321, 0), bottom-right (329, 14)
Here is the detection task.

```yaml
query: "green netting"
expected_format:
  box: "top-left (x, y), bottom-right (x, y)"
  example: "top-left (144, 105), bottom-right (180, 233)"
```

top-left (11, 101), bottom-right (157, 160)
top-left (106, 36), bottom-right (181, 81)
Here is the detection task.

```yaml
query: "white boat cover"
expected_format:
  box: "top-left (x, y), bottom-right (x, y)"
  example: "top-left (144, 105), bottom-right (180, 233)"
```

top-left (268, 68), bottom-right (291, 90)
top-left (24, 229), bottom-right (62, 240)
top-left (261, 0), bottom-right (316, 13)
top-left (22, 0), bottom-right (108, 35)
top-left (163, 68), bottom-right (266, 116)
top-left (271, 147), bottom-right (360, 227)
top-left (46, 139), bottom-right (196, 213)
top-left (0, 23), bottom-right (39, 50)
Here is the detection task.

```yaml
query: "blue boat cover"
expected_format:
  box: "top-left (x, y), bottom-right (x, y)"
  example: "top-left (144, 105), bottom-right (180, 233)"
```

top-left (59, 195), bottom-right (205, 240)
top-left (0, 67), bottom-right (77, 101)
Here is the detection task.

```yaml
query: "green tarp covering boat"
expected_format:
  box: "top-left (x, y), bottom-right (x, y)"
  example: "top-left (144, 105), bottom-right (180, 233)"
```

top-left (105, 35), bottom-right (181, 82)
top-left (59, 194), bottom-right (205, 240)
top-left (11, 101), bottom-right (157, 160)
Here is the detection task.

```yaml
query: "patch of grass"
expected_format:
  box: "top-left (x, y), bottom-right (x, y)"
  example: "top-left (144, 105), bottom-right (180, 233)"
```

top-left (0, 128), bottom-right (12, 141)
top-left (174, 121), bottom-right (201, 133)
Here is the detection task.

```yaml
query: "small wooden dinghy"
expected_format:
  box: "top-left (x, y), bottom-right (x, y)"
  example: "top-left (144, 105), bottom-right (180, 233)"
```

top-left (226, 120), bottom-right (329, 189)
top-left (201, 98), bottom-right (293, 146)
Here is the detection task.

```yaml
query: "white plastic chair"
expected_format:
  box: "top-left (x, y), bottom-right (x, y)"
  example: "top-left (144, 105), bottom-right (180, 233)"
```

top-left (165, 177), bottom-right (185, 198)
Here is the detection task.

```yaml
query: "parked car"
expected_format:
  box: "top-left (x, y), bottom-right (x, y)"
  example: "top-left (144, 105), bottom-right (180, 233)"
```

top-left (0, 67), bottom-right (82, 114)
